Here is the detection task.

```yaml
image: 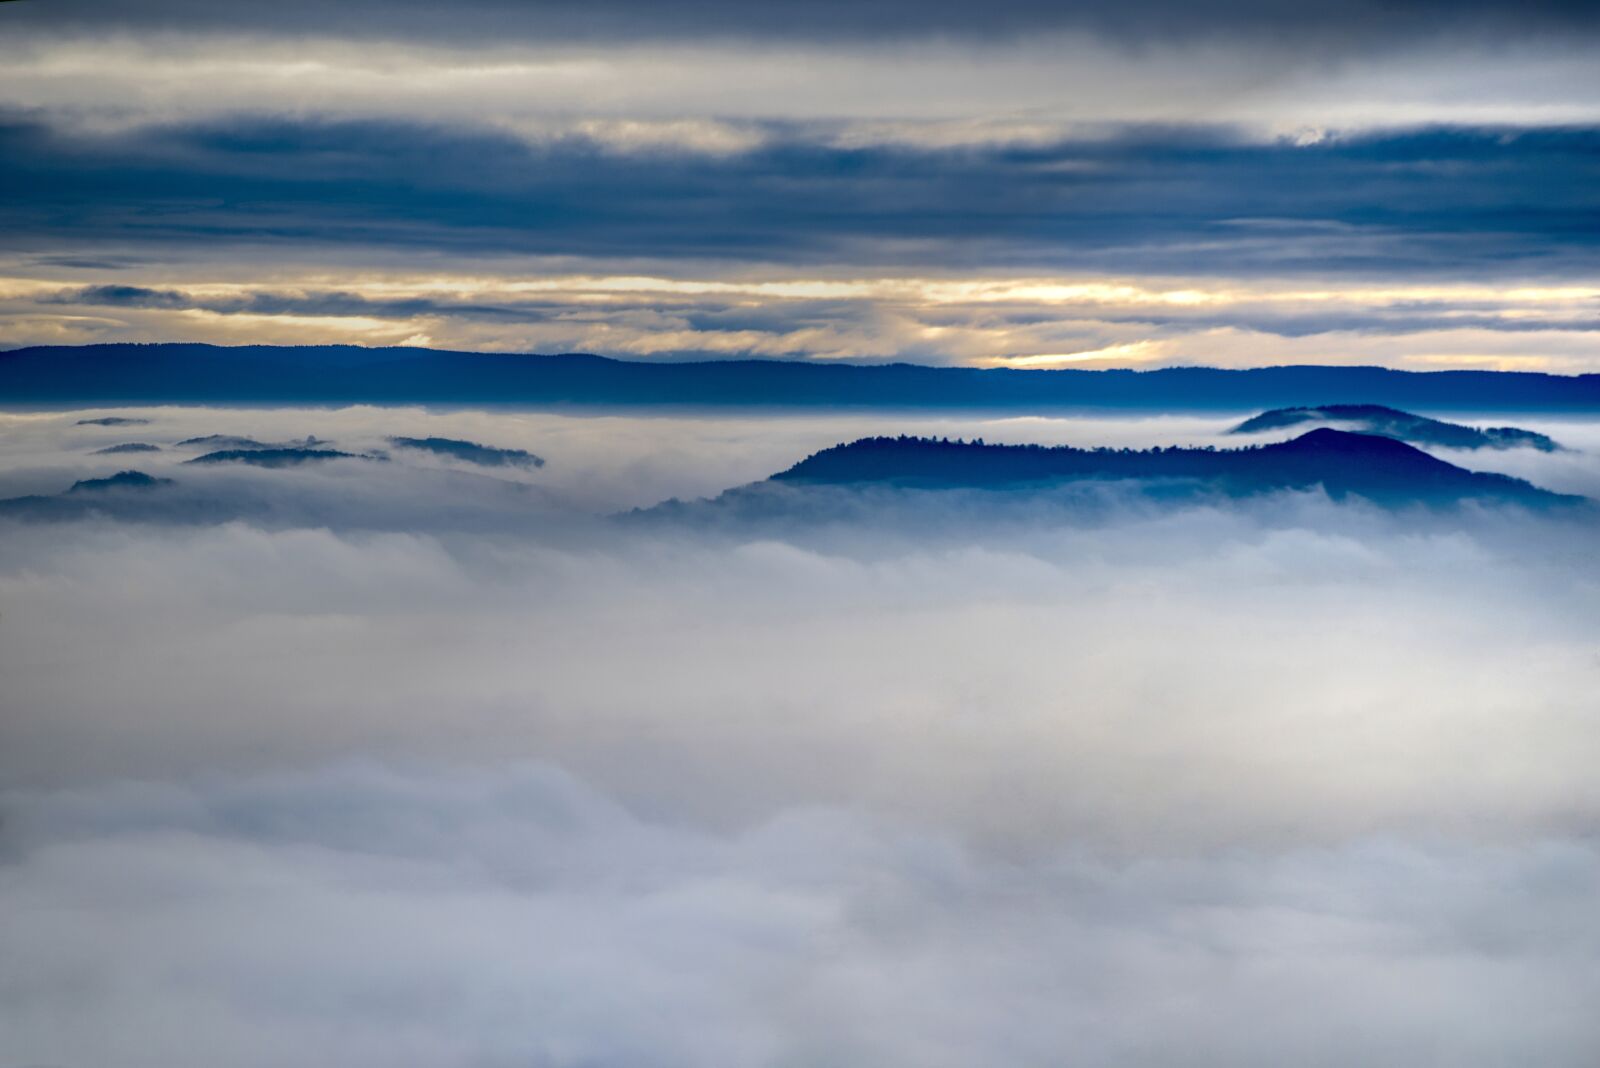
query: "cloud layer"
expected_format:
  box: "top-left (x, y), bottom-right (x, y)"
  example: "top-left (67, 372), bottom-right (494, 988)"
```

top-left (3, 117), bottom-right (1599, 365)
top-left (2, 0), bottom-right (1599, 367)
top-left (5, 119), bottom-right (1596, 276)
top-left (7, 762), bottom-right (1599, 1068)
top-left (3, 405), bottom-right (1600, 1064)
top-left (10, 0), bottom-right (1600, 47)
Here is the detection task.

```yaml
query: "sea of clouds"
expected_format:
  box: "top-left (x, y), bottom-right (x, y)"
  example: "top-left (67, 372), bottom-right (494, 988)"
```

top-left (3, 405), bottom-right (1599, 1067)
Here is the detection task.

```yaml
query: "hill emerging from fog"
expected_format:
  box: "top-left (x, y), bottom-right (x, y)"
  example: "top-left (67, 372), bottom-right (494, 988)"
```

top-left (6, 344), bottom-right (1600, 411)
top-left (770, 429), bottom-right (1576, 508)
top-left (389, 437), bottom-right (545, 468)
top-left (1230, 404), bottom-right (1561, 451)
top-left (185, 447), bottom-right (371, 468)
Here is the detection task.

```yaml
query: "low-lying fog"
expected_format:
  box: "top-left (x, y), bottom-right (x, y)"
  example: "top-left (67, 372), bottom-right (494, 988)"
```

top-left (3, 405), bottom-right (1599, 1067)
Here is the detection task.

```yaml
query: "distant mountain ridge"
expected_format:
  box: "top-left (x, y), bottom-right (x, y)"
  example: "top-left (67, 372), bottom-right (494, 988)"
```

top-left (68, 470), bottom-right (171, 493)
top-left (176, 434), bottom-right (330, 450)
top-left (5, 343), bottom-right (1600, 411)
top-left (389, 437), bottom-right (545, 468)
top-left (1231, 404), bottom-right (1560, 451)
top-left (771, 429), bottom-right (1577, 508)
top-left (2, 428), bottom-right (1586, 528)
top-left (186, 448), bottom-right (369, 468)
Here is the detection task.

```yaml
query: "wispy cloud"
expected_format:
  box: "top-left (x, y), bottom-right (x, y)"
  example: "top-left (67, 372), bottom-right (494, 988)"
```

top-left (2, 116), bottom-right (1597, 367)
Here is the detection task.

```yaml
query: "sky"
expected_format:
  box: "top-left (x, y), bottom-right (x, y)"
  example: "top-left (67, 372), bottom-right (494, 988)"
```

top-left (2, 0), bottom-right (1599, 368)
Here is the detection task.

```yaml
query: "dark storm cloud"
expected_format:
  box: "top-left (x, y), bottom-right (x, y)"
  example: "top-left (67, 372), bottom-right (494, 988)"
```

top-left (43, 285), bottom-right (553, 324)
top-left (56, 285), bottom-right (192, 310)
top-left (8, 0), bottom-right (1600, 47)
top-left (4, 115), bottom-right (1600, 278)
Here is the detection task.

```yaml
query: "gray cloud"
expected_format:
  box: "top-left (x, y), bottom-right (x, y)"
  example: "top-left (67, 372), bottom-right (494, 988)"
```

top-left (3, 405), bottom-right (1599, 815)
top-left (8, 0), bottom-right (1599, 48)
top-left (38, 282), bottom-right (1600, 346)
top-left (4, 762), bottom-right (1599, 1068)
top-left (4, 117), bottom-right (1599, 280)
top-left (46, 284), bottom-right (557, 325)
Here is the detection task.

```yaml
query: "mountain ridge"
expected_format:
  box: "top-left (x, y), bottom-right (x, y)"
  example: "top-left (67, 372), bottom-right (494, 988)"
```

top-left (5, 343), bottom-right (1600, 411)
top-left (1230, 404), bottom-right (1561, 451)
top-left (769, 428), bottom-right (1578, 508)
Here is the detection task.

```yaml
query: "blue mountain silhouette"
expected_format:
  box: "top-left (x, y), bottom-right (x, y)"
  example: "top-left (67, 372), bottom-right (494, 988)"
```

top-left (771, 429), bottom-right (1576, 508)
top-left (1231, 404), bottom-right (1559, 451)
top-left (6, 344), bottom-right (1600, 411)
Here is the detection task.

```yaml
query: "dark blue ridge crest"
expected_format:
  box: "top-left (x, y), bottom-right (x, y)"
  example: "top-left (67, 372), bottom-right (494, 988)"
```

top-left (771, 429), bottom-right (1578, 508)
top-left (1231, 404), bottom-right (1561, 451)
top-left (388, 436), bottom-right (544, 468)
top-left (185, 447), bottom-right (372, 467)
top-left (67, 470), bottom-right (172, 493)
top-left (6, 344), bottom-right (1600, 411)
top-left (92, 442), bottom-right (161, 454)
top-left (177, 434), bottom-right (330, 450)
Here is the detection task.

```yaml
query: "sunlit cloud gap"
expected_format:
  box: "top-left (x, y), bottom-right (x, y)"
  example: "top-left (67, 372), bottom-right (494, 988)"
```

top-left (6, 273), bottom-right (1599, 370)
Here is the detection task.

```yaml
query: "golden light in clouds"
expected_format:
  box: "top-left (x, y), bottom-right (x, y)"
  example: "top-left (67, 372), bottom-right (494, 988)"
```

top-left (5, 268), bottom-right (1598, 371)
